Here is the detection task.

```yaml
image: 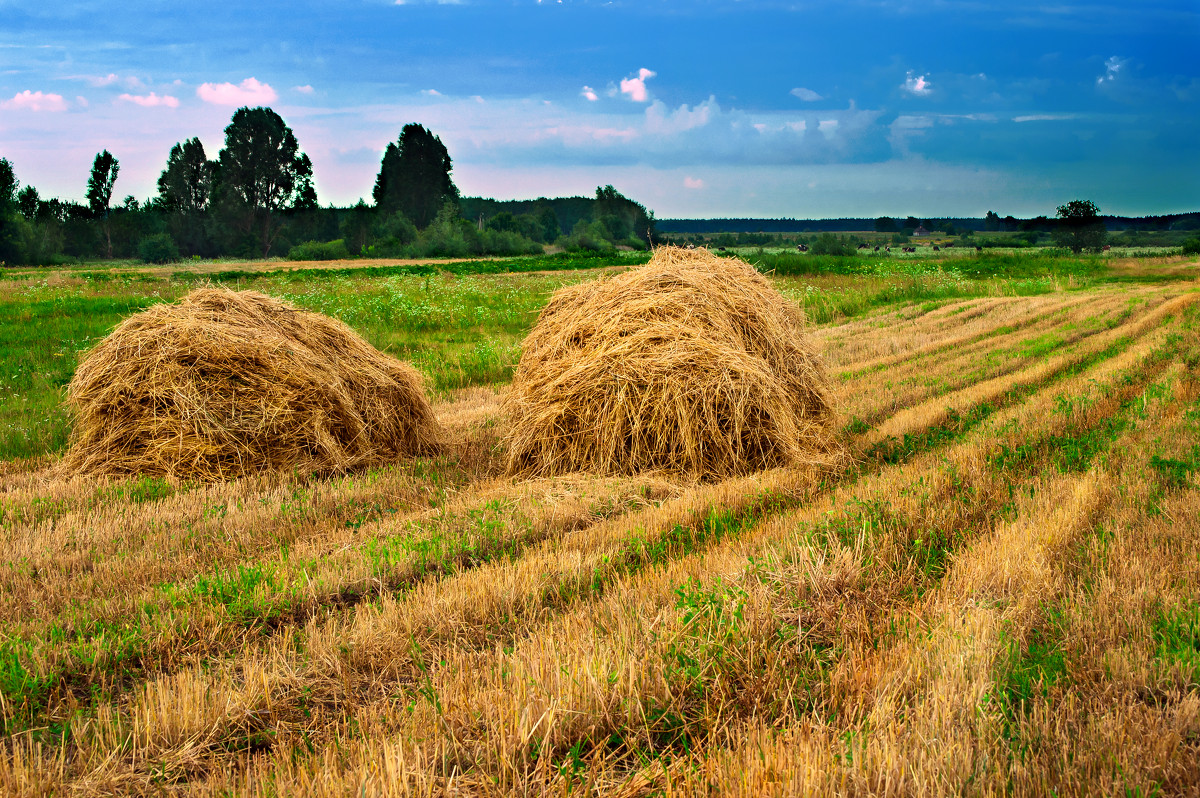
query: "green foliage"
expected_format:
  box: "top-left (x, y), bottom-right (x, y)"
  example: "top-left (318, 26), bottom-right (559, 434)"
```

top-left (137, 233), bottom-right (181, 264)
top-left (994, 608), bottom-right (1069, 720)
top-left (286, 239), bottom-right (350, 261)
top-left (214, 106), bottom-right (317, 257)
top-left (373, 123), bottom-right (459, 228)
top-left (156, 138), bottom-right (213, 214)
top-left (559, 219), bottom-right (616, 253)
top-left (1152, 602), bottom-right (1200, 685)
top-left (85, 150), bottom-right (119, 219)
top-left (1054, 199), bottom-right (1107, 253)
top-left (808, 232), bottom-right (856, 256)
top-left (1181, 237), bottom-right (1200, 256)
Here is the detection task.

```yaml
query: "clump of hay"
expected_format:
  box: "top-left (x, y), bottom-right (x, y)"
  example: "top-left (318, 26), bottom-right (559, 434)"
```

top-left (60, 288), bottom-right (442, 480)
top-left (503, 246), bottom-right (841, 479)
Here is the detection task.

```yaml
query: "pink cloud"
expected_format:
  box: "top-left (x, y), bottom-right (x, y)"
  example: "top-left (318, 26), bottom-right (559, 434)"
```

top-left (619, 68), bottom-right (656, 102)
top-left (581, 85), bottom-right (599, 101)
top-left (0, 90), bottom-right (67, 111)
top-left (684, 176), bottom-right (705, 189)
top-left (117, 92), bottom-right (180, 108)
top-left (196, 77), bottom-right (278, 106)
top-left (903, 71), bottom-right (932, 96)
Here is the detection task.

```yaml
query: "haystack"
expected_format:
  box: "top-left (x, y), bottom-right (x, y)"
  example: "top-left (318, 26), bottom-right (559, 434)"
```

top-left (60, 288), bottom-right (442, 480)
top-left (503, 246), bottom-right (841, 479)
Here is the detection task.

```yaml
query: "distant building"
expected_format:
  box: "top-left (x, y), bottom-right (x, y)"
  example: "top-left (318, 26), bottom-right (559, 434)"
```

top-left (913, 225), bottom-right (931, 237)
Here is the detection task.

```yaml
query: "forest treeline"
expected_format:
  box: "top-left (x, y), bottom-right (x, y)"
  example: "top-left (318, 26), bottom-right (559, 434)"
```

top-left (0, 107), bottom-right (656, 266)
top-left (658, 211), bottom-right (1200, 235)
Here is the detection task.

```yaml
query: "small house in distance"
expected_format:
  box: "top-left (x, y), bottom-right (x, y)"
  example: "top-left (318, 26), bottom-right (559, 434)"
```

top-left (913, 225), bottom-right (931, 237)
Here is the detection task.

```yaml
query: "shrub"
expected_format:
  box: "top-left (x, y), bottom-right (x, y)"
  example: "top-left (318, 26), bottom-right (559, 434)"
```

top-left (1181, 237), bottom-right (1200, 256)
top-left (138, 233), bottom-right (181, 264)
top-left (809, 233), bottom-right (856, 257)
top-left (286, 239), bottom-right (351, 261)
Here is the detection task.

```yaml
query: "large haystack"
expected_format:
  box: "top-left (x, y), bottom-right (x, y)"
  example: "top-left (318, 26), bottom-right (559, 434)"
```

top-left (503, 246), bottom-right (841, 479)
top-left (60, 288), bottom-right (442, 480)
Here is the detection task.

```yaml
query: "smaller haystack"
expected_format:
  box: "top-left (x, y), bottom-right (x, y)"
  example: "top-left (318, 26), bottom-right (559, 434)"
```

top-left (503, 246), bottom-right (841, 479)
top-left (60, 288), bottom-right (442, 480)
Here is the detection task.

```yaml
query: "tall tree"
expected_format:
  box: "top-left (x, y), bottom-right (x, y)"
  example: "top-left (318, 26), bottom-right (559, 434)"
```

top-left (1053, 199), bottom-right (1107, 253)
top-left (593, 184), bottom-right (655, 244)
top-left (372, 123), bottom-right (458, 229)
top-left (86, 150), bottom-right (119, 258)
top-left (0, 157), bottom-right (25, 264)
top-left (214, 107), bottom-right (316, 257)
top-left (157, 138), bottom-right (214, 214)
top-left (157, 138), bottom-right (216, 255)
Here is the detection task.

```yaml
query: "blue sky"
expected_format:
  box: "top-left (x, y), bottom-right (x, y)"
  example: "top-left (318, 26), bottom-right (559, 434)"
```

top-left (1, 0), bottom-right (1197, 219)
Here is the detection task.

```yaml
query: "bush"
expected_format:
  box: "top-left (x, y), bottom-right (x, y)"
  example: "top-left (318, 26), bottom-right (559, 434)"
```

top-left (138, 233), bottom-right (181, 264)
top-left (808, 233), bottom-right (856, 257)
top-left (286, 239), bottom-right (351, 261)
top-left (1181, 237), bottom-right (1200, 256)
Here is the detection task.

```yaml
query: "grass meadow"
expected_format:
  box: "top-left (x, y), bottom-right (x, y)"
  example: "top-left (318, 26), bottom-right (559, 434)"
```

top-left (0, 247), bottom-right (1197, 795)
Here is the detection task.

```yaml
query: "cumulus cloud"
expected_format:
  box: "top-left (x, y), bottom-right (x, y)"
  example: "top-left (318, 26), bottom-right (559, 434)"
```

top-left (683, 176), bottom-right (705, 189)
top-left (902, 71), bottom-right (932, 96)
top-left (1, 90), bottom-right (67, 111)
top-left (790, 87), bottom-right (822, 102)
top-left (117, 92), bottom-right (179, 108)
top-left (644, 97), bottom-right (716, 136)
top-left (581, 85), bottom-right (599, 101)
top-left (196, 77), bottom-right (277, 106)
top-left (422, 88), bottom-right (442, 96)
top-left (620, 68), bottom-right (656, 102)
top-left (293, 84), bottom-right (314, 94)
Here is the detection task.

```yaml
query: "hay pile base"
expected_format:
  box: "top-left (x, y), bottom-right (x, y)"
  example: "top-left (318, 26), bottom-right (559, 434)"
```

top-left (503, 246), bottom-right (841, 479)
top-left (61, 288), bottom-right (442, 480)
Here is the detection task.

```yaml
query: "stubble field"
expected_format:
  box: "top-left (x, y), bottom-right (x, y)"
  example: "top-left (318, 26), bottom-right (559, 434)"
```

top-left (0, 251), bottom-right (1197, 796)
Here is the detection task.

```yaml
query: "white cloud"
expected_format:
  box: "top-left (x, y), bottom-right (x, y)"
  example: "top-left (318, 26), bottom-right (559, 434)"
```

top-left (1, 90), bottom-right (67, 111)
top-left (293, 84), bottom-right (314, 94)
top-left (790, 87), bottom-right (822, 102)
top-left (1014, 113), bottom-right (1077, 123)
top-left (70, 73), bottom-right (144, 89)
top-left (581, 85), bottom-right (598, 101)
top-left (1097, 55), bottom-right (1126, 86)
top-left (76, 95), bottom-right (88, 108)
top-left (196, 77), bottom-right (277, 106)
top-left (619, 68), bottom-right (656, 103)
top-left (422, 88), bottom-right (442, 96)
top-left (644, 97), bottom-right (715, 136)
top-left (471, 95), bottom-right (485, 104)
top-left (117, 92), bottom-right (179, 108)
top-left (683, 176), bottom-right (705, 189)
top-left (902, 71), bottom-right (932, 96)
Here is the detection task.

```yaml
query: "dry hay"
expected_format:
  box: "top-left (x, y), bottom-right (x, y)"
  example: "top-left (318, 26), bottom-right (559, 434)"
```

top-left (503, 246), bottom-right (842, 479)
top-left (60, 288), bottom-right (443, 480)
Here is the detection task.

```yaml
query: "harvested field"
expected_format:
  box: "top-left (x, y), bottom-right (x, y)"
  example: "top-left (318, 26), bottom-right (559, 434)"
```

top-left (0, 255), bottom-right (1198, 796)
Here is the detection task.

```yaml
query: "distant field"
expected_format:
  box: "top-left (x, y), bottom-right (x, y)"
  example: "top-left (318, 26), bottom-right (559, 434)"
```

top-left (0, 251), bottom-right (1198, 795)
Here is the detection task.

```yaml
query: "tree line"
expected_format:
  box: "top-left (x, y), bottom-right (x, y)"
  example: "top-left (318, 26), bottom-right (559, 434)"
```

top-left (0, 107), bottom-right (656, 266)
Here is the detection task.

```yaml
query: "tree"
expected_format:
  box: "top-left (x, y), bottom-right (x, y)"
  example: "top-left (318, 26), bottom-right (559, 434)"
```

top-left (1053, 199), bottom-right (1107, 253)
top-left (157, 138), bottom-right (214, 214)
top-left (593, 185), bottom-right (655, 245)
top-left (874, 216), bottom-right (897, 233)
top-left (0, 157), bottom-right (26, 264)
top-left (157, 138), bottom-right (216, 255)
top-left (86, 150), bottom-right (120, 258)
top-left (372, 123), bottom-right (459, 229)
top-left (16, 186), bottom-right (40, 220)
top-left (214, 107), bottom-right (317, 257)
